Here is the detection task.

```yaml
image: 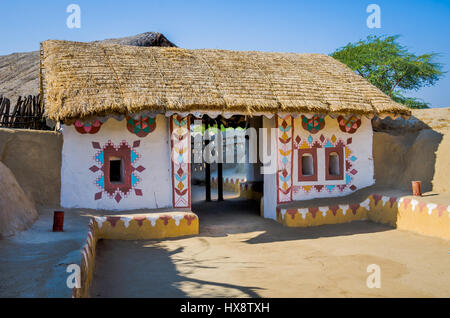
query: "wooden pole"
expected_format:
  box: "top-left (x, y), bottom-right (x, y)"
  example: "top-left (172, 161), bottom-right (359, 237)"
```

top-left (217, 116), bottom-right (224, 201)
top-left (205, 117), bottom-right (211, 202)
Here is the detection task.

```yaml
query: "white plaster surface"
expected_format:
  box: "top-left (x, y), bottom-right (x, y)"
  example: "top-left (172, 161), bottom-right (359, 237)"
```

top-left (61, 116), bottom-right (172, 210)
top-left (291, 115), bottom-right (375, 201)
top-left (262, 117), bottom-right (277, 220)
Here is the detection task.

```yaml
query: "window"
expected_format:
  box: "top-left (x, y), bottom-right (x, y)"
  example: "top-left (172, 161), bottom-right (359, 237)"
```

top-left (109, 156), bottom-right (123, 183)
top-left (328, 152), bottom-right (340, 176)
top-left (302, 154), bottom-right (314, 176)
top-left (297, 148), bottom-right (318, 182)
top-left (325, 147), bottom-right (344, 180)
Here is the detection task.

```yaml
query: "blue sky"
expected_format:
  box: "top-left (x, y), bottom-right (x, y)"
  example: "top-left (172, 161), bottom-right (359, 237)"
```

top-left (1, 0), bottom-right (449, 107)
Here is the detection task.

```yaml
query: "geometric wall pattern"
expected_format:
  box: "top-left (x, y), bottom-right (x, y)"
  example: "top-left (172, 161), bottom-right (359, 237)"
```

top-left (170, 115), bottom-right (191, 208)
top-left (126, 115), bottom-right (157, 137)
top-left (89, 140), bottom-right (145, 203)
top-left (292, 134), bottom-right (358, 195)
top-left (276, 115), bottom-right (294, 204)
top-left (74, 120), bottom-right (102, 134)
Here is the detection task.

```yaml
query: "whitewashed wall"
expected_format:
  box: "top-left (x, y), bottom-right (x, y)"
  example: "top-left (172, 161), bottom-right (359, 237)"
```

top-left (262, 116), bottom-right (278, 220)
top-left (291, 115), bottom-right (374, 201)
top-left (262, 114), bottom-right (374, 220)
top-left (61, 115), bottom-right (172, 210)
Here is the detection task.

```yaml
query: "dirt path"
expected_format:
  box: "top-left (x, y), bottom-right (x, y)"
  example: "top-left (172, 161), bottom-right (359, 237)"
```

top-left (90, 186), bottom-right (450, 298)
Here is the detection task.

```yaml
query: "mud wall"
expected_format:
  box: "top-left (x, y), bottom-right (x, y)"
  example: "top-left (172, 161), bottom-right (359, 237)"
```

top-left (0, 128), bottom-right (62, 206)
top-left (373, 108), bottom-right (450, 193)
top-left (74, 212), bottom-right (199, 298)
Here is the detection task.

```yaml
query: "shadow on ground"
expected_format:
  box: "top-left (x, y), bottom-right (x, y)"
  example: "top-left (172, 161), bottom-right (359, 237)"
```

top-left (191, 187), bottom-right (393, 244)
top-left (91, 240), bottom-right (263, 298)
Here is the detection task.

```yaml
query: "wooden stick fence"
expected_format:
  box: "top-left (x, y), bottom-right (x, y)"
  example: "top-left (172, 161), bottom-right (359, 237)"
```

top-left (0, 95), bottom-right (50, 130)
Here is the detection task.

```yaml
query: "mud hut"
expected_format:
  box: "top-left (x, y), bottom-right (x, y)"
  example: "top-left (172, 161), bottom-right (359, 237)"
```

top-left (40, 40), bottom-right (409, 218)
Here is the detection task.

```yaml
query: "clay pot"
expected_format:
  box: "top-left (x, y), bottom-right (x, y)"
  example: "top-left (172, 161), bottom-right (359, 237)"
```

top-left (53, 211), bottom-right (64, 232)
top-left (412, 181), bottom-right (422, 197)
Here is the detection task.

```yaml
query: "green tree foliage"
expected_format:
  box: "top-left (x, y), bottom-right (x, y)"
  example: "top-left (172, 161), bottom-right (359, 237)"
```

top-left (331, 35), bottom-right (444, 109)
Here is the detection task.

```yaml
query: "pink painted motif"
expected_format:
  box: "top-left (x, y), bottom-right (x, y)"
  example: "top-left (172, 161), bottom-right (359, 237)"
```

top-left (160, 215), bottom-right (172, 226)
top-left (184, 215), bottom-right (197, 226)
top-left (349, 204), bottom-right (360, 215)
top-left (74, 120), bottom-right (102, 134)
top-left (106, 216), bottom-right (121, 227)
top-left (389, 197), bottom-right (397, 208)
top-left (133, 216), bottom-right (146, 227)
top-left (286, 209), bottom-right (297, 220)
top-left (308, 207), bottom-right (319, 218)
top-left (372, 194), bottom-right (383, 206)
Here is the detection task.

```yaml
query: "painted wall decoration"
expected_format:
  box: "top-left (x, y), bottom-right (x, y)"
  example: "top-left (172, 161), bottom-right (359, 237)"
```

top-left (126, 115), bottom-right (156, 137)
top-left (283, 115), bottom-right (374, 205)
top-left (170, 115), bottom-right (191, 208)
top-left (74, 120), bottom-right (102, 134)
top-left (61, 116), bottom-right (172, 210)
top-left (292, 134), bottom-right (357, 195)
top-left (276, 193), bottom-right (450, 240)
top-left (337, 115), bottom-right (362, 134)
top-left (90, 140), bottom-right (145, 203)
top-left (301, 115), bottom-right (325, 134)
top-left (276, 115), bottom-right (293, 204)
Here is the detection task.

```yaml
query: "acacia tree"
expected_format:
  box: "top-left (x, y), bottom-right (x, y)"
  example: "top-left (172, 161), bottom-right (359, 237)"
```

top-left (331, 35), bottom-right (444, 109)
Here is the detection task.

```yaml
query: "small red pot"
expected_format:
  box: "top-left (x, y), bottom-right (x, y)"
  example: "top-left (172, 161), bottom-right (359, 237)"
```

top-left (412, 181), bottom-right (422, 197)
top-left (53, 211), bottom-right (64, 232)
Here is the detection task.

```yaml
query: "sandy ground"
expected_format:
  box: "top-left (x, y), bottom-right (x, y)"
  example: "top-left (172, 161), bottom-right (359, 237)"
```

top-left (1, 185), bottom-right (448, 298)
top-left (0, 204), bottom-right (192, 298)
top-left (90, 186), bottom-right (450, 298)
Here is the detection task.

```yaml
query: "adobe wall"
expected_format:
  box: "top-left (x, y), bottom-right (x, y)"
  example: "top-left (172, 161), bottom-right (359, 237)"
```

top-left (373, 108), bottom-right (450, 193)
top-left (0, 128), bottom-right (62, 206)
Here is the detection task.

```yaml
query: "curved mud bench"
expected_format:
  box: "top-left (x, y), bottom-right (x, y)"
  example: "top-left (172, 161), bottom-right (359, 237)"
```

top-left (73, 211), bottom-right (198, 298)
top-left (276, 194), bottom-right (450, 240)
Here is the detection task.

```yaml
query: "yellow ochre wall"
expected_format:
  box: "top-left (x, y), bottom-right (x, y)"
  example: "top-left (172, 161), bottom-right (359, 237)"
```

top-left (277, 194), bottom-right (450, 240)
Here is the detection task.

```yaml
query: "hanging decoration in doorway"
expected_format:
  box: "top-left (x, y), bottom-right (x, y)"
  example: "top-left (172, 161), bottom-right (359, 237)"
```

top-left (301, 115), bottom-right (325, 134)
top-left (89, 140), bottom-right (145, 203)
top-left (337, 115), bottom-right (361, 134)
top-left (74, 120), bottom-right (102, 134)
top-left (170, 115), bottom-right (191, 208)
top-left (126, 115), bottom-right (156, 137)
top-left (277, 115), bottom-right (294, 204)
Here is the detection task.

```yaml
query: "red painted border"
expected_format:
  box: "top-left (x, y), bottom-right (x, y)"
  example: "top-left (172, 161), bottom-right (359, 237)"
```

top-left (170, 116), bottom-right (176, 208)
top-left (297, 148), bottom-right (318, 182)
top-left (187, 116), bottom-right (191, 208)
top-left (103, 142), bottom-right (132, 196)
top-left (325, 147), bottom-right (344, 181)
top-left (276, 115), bottom-right (294, 204)
top-left (290, 116), bottom-right (294, 202)
top-left (276, 116), bottom-right (280, 204)
top-left (170, 115), bottom-right (191, 209)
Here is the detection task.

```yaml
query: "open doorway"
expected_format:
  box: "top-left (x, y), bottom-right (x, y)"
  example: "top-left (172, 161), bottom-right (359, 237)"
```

top-left (189, 115), bottom-right (263, 217)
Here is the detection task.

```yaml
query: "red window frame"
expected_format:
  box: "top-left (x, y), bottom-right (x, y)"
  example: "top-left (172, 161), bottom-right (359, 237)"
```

top-left (297, 148), bottom-right (318, 182)
top-left (325, 147), bottom-right (344, 181)
top-left (103, 146), bottom-right (132, 196)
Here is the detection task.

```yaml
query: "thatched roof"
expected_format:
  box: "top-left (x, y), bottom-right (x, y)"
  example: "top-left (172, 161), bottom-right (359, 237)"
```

top-left (40, 40), bottom-right (410, 122)
top-left (1, 32), bottom-right (175, 104)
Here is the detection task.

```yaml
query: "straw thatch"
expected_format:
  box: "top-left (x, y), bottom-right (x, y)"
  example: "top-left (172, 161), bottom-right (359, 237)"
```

top-left (40, 40), bottom-right (410, 122)
top-left (1, 32), bottom-right (176, 104)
